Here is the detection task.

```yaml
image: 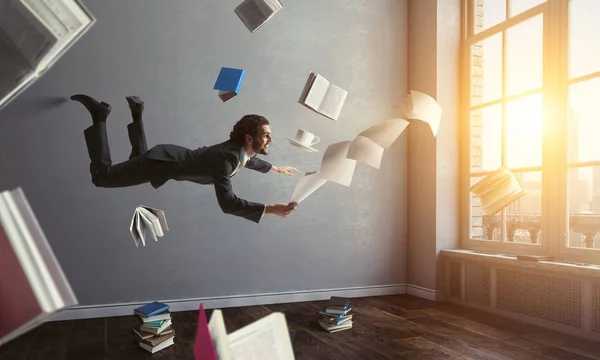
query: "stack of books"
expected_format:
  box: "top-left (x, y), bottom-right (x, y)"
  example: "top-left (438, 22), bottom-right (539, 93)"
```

top-left (132, 301), bottom-right (175, 354)
top-left (318, 296), bottom-right (353, 333)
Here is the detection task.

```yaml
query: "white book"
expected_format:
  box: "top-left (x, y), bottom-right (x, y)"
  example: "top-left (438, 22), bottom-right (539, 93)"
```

top-left (129, 205), bottom-right (169, 247)
top-left (0, 0), bottom-right (95, 110)
top-left (0, 187), bottom-right (78, 347)
top-left (299, 72), bottom-right (348, 121)
top-left (234, 0), bottom-right (283, 33)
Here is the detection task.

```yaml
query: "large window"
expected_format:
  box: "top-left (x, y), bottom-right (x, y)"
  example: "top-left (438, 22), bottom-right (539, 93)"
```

top-left (463, 0), bottom-right (600, 264)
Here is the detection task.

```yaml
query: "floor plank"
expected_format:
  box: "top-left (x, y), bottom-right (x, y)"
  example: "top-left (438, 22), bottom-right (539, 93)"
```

top-left (0, 295), bottom-right (597, 360)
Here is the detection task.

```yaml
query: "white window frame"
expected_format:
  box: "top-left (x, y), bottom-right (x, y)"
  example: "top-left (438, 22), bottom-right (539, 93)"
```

top-left (460, 0), bottom-right (600, 265)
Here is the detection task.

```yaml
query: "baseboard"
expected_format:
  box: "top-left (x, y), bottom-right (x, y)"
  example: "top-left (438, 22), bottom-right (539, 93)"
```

top-left (50, 284), bottom-right (407, 321)
top-left (406, 284), bottom-right (445, 301)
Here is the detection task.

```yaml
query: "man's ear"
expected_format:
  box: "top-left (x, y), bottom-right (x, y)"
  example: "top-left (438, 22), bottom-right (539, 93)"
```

top-left (244, 134), bottom-right (253, 145)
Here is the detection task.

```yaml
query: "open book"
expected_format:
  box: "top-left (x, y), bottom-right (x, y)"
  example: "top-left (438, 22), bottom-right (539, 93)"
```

top-left (194, 303), bottom-right (295, 360)
top-left (299, 72), bottom-right (348, 121)
top-left (0, 187), bottom-right (78, 347)
top-left (0, 0), bottom-right (95, 110)
top-left (234, 0), bottom-right (283, 33)
top-left (129, 205), bottom-right (169, 247)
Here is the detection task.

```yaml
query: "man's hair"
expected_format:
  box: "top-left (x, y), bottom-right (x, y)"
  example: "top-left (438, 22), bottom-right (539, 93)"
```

top-left (229, 114), bottom-right (270, 146)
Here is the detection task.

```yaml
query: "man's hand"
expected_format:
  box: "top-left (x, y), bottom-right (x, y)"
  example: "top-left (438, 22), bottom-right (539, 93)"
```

top-left (271, 165), bottom-right (300, 176)
top-left (266, 202), bottom-right (299, 218)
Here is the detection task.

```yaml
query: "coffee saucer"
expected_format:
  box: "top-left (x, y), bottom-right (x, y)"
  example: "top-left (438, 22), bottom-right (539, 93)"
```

top-left (287, 138), bottom-right (319, 152)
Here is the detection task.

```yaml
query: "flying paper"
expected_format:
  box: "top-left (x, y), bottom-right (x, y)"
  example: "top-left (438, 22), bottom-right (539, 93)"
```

top-left (396, 90), bottom-right (442, 136)
top-left (347, 118), bottom-right (410, 169)
top-left (290, 171), bottom-right (327, 203)
top-left (319, 141), bottom-right (357, 187)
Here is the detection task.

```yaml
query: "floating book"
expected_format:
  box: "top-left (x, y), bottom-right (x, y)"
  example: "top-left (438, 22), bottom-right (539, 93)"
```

top-left (0, 0), bottom-right (95, 110)
top-left (213, 67), bottom-right (245, 102)
top-left (234, 0), bottom-right (283, 33)
top-left (194, 303), bottom-right (295, 359)
top-left (129, 205), bottom-right (169, 247)
top-left (469, 166), bottom-right (525, 216)
top-left (299, 72), bottom-right (348, 121)
top-left (0, 187), bottom-right (78, 347)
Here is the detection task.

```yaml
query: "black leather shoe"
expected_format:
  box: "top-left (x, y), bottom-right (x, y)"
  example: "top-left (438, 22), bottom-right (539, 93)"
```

top-left (70, 94), bottom-right (111, 123)
top-left (126, 96), bottom-right (144, 114)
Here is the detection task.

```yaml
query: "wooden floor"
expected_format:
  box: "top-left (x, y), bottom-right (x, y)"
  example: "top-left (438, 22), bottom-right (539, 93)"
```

top-left (1, 294), bottom-right (600, 359)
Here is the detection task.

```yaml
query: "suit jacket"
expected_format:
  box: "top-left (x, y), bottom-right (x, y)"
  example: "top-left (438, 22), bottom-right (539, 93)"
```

top-left (145, 139), bottom-right (272, 223)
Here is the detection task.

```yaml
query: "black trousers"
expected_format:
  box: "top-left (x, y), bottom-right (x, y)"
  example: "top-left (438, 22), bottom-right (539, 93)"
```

top-left (83, 120), bottom-right (177, 188)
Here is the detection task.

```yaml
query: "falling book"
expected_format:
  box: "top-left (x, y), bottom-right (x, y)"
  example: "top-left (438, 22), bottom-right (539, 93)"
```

top-left (129, 205), bottom-right (169, 247)
top-left (0, 0), bottom-right (95, 110)
top-left (0, 187), bottom-right (78, 347)
top-left (299, 72), bottom-right (348, 121)
top-left (213, 67), bottom-right (245, 102)
top-left (234, 0), bottom-right (283, 33)
top-left (194, 303), bottom-right (295, 359)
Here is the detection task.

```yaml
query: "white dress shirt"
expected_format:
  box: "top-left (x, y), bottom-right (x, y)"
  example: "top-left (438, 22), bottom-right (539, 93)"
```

top-left (233, 147), bottom-right (267, 219)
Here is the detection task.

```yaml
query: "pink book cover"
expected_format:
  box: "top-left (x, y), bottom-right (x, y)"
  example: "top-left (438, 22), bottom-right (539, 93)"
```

top-left (0, 222), bottom-right (43, 340)
top-left (194, 303), bottom-right (217, 360)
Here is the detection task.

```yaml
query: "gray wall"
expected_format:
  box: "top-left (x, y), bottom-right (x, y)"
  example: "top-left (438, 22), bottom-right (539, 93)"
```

top-left (0, 0), bottom-right (409, 306)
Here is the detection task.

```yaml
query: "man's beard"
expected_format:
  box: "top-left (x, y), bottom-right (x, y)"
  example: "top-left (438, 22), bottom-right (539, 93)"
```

top-left (252, 140), bottom-right (268, 155)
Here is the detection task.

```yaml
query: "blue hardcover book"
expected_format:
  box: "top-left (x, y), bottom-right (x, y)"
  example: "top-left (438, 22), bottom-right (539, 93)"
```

top-left (213, 67), bottom-right (245, 102)
top-left (134, 301), bottom-right (170, 318)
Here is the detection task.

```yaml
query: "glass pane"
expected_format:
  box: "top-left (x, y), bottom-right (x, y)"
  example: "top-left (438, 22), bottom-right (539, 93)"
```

top-left (474, 0), bottom-right (506, 34)
top-left (567, 166), bottom-right (600, 250)
top-left (506, 171), bottom-right (542, 244)
top-left (471, 105), bottom-right (502, 172)
top-left (470, 176), bottom-right (501, 241)
top-left (471, 33), bottom-right (502, 104)
top-left (506, 14), bottom-right (543, 96)
top-left (509, 0), bottom-right (546, 17)
top-left (569, 0), bottom-right (600, 79)
top-left (505, 93), bottom-right (543, 168)
top-left (568, 78), bottom-right (600, 163)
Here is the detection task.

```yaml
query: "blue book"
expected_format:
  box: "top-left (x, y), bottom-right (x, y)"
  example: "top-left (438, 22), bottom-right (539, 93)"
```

top-left (213, 67), bottom-right (245, 102)
top-left (134, 301), bottom-right (170, 318)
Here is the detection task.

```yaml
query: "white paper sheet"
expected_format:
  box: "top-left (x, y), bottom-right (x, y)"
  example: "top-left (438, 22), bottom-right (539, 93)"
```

top-left (319, 141), bottom-right (356, 187)
top-left (346, 136), bottom-right (385, 169)
top-left (396, 90), bottom-right (442, 136)
top-left (228, 312), bottom-right (295, 360)
top-left (290, 171), bottom-right (327, 203)
top-left (356, 118), bottom-right (410, 148)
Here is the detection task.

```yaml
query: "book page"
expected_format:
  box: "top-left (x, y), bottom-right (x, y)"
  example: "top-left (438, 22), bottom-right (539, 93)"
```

top-left (228, 312), bottom-right (295, 360)
top-left (129, 211), bottom-right (141, 247)
top-left (303, 74), bottom-right (329, 111)
top-left (208, 310), bottom-right (233, 360)
top-left (9, 188), bottom-right (77, 310)
top-left (134, 212), bottom-right (146, 247)
top-left (138, 211), bottom-right (158, 243)
top-left (141, 205), bottom-right (169, 231)
top-left (396, 90), bottom-right (442, 136)
top-left (138, 207), bottom-right (162, 237)
top-left (356, 118), bottom-right (409, 149)
top-left (0, 35), bottom-right (36, 109)
top-left (234, 0), bottom-right (267, 33)
top-left (290, 171), bottom-right (327, 203)
top-left (318, 84), bottom-right (347, 120)
top-left (346, 136), bottom-right (384, 169)
top-left (263, 0), bottom-right (282, 12)
top-left (32, 0), bottom-right (94, 72)
top-left (0, 0), bottom-right (58, 66)
top-left (319, 141), bottom-right (356, 187)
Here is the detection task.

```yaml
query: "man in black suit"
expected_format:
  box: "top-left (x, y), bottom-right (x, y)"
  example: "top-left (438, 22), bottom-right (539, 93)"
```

top-left (71, 94), bottom-right (299, 223)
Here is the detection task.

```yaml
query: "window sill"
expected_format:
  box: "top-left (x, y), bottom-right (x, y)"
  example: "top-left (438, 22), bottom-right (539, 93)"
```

top-left (440, 249), bottom-right (600, 278)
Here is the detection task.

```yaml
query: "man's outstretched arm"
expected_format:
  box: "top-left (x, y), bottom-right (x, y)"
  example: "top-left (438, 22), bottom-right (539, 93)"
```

top-left (245, 156), bottom-right (299, 176)
top-left (213, 156), bottom-right (297, 222)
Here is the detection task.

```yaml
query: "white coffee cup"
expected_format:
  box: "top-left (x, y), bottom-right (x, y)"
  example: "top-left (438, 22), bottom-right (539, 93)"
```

top-left (294, 129), bottom-right (320, 147)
